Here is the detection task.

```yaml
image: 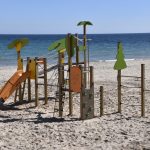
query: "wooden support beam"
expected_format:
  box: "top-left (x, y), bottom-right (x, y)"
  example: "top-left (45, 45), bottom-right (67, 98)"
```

top-left (67, 33), bottom-right (73, 115)
top-left (58, 53), bottom-right (63, 117)
top-left (80, 66), bottom-right (84, 120)
top-left (90, 66), bottom-right (94, 118)
top-left (19, 85), bottom-right (22, 101)
top-left (141, 64), bottom-right (145, 117)
top-left (43, 58), bottom-right (48, 105)
top-left (118, 70), bottom-right (121, 113)
top-left (90, 66), bottom-right (94, 88)
top-left (75, 33), bottom-right (79, 65)
top-left (27, 57), bottom-right (31, 102)
top-left (100, 86), bottom-right (104, 117)
top-left (35, 57), bottom-right (39, 107)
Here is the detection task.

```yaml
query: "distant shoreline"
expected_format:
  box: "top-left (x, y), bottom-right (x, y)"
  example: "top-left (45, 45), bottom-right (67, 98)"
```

top-left (0, 58), bottom-right (149, 68)
top-left (0, 33), bottom-right (150, 35)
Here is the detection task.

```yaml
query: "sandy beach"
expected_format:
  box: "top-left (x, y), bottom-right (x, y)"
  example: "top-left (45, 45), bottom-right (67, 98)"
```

top-left (0, 59), bottom-right (150, 150)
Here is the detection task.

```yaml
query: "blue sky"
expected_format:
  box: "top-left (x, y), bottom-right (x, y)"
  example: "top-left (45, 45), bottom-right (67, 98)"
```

top-left (0, 0), bottom-right (150, 34)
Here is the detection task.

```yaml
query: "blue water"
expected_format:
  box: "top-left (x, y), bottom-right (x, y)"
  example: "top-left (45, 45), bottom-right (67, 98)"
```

top-left (0, 33), bottom-right (150, 66)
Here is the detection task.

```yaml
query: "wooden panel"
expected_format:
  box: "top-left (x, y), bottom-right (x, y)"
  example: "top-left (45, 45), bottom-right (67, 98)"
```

top-left (70, 66), bottom-right (81, 92)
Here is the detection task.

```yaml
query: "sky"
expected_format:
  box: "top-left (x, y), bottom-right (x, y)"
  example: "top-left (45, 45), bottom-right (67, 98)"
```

top-left (0, 0), bottom-right (150, 34)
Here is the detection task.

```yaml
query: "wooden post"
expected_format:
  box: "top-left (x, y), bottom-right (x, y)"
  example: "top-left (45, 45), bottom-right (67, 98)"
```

top-left (141, 64), bottom-right (145, 117)
top-left (67, 33), bottom-right (73, 115)
top-left (58, 52), bottom-right (63, 117)
top-left (18, 57), bottom-right (22, 101)
top-left (90, 66), bottom-right (94, 118)
top-left (90, 66), bottom-right (94, 87)
top-left (80, 66), bottom-right (84, 119)
top-left (118, 70), bottom-right (121, 113)
top-left (100, 86), bottom-right (104, 117)
top-left (75, 33), bottom-right (79, 65)
top-left (43, 58), bottom-right (48, 105)
top-left (83, 25), bottom-right (87, 88)
top-left (35, 57), bottom-right (38, 107)
top-left (27, 57), bottom-right (31, 102)
top-left (19, 83), bottom-right (22, 102)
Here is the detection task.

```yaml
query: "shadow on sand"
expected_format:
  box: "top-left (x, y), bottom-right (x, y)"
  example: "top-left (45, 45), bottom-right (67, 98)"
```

top-left (0, 112), bottom-right (79, 124)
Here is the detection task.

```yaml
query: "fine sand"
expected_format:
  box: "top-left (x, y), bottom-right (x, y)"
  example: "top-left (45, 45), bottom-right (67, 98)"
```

top-left (0, 59), bottom-right (150, 150)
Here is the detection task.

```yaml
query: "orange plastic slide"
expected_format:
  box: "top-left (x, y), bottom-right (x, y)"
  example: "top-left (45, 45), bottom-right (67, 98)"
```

top-left (0, 70), bottom-right (30, 103)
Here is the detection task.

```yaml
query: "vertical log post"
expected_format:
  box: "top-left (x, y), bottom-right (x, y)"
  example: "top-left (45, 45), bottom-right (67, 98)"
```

top-left (75, 33), bottom-right (79, 65)
top-left (118, 70), bottom-right (121, 113)
top-left (67, 33), bottom-right (73, 115)
top-left (27, 57), bottom-right (31, 102)
top-left (35, 57), bottom-right (38, 107)
top-left (58, 52), bottom-right (63, 117)
top-left (80, 66), bottom-right (84, 119)
top-left (141, 64), bottom-right (145, 117)
top-left (90, 66), bottom-right (94, 88)
top-left (18, 85), bottom-right (22, 102)
top-left (100, 86), bottom-right (104, 117)
top-left (90, 66), bottom-right (94, 118)
top-left (43, 58), bottom-right (48, 105)
top-left (83, 25), bottom-right (87, 88)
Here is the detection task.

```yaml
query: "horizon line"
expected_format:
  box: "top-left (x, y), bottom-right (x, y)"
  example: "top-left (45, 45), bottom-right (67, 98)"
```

top-left (0, 32), bottom-right (150, 35)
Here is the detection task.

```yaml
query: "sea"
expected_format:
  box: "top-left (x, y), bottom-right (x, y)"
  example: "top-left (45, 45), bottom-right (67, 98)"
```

top-left (0, 33), bottom-right (150, 66)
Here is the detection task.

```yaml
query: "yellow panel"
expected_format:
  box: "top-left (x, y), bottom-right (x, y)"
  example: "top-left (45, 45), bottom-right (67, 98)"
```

top-left (60, 51), bottom-right (65, 64)
top-left (15, 42), bottom-right (22, 52)
top-left (17, 58), bottom-right (23, 70)
top-left (59, 48), bottom-right (66, 53)
top-left (29, 59), bottom-right (36, 79)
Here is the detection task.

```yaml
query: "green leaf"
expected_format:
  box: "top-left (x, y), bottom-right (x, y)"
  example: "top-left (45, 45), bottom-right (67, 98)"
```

top-left (7, 38), bottom-right (29, 49)
top-left (48, 38), bottom-right (66, 52)
top-left (114, 42), bottom-right (127, 70)
top-left (56, 38), bottom-right (66, 52)
top-left (77, 21), bottom-right (93, 26)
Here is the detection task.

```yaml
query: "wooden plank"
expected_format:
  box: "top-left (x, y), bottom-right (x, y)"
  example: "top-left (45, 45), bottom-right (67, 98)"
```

top-left (70, 66), bottom-right (81, 92)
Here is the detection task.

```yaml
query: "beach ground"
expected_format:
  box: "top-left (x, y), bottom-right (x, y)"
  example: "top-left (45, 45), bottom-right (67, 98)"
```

top-left (0, 60), bottom-right (150, 150)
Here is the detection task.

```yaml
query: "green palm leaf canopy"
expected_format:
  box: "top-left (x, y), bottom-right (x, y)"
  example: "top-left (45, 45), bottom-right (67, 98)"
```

top-left (48, 35), bottom-right (77, 57)
top-left (7, 38), bottom-right (29, 49)
top-left (48, 38), bottom-right (66, 52)
top-left (77, 21), bottom-right (93, 26)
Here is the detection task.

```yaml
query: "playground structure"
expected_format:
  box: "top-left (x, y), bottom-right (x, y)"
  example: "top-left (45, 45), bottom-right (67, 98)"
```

top-left (0, 23), bottom-right (149, 120)
top-left (0, 21), bottom-right (95, 120)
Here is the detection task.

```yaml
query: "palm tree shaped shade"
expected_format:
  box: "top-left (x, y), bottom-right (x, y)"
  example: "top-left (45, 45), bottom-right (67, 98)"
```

top-left (7, 38), bottom-right (29, 70)
top-left (8, 38), bottom-right (29, 59)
